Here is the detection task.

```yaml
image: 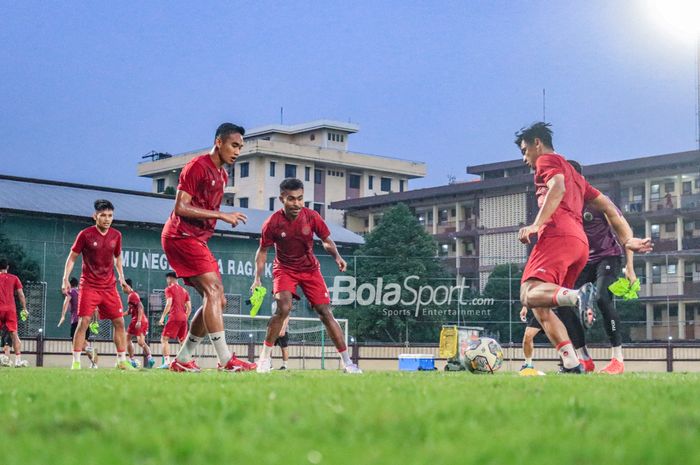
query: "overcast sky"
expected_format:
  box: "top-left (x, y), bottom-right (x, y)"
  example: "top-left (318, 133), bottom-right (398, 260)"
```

top-left (1, 1), bottom-right (698, 191)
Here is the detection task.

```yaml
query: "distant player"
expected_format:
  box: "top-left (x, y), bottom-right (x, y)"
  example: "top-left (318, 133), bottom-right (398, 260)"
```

top-left (0, 258), bottom-right (29, 367)
top-left (61, 199), bottom-right (134, 370)
top-left (158, 272), bottom-right (191, 368)
top-left (516, 123), bottom-right (652, 373)
top-left (58, 277), bottom-right (98, 368)
top-left (123, 279), bottom-right (155, 368)
top-left (162, 123), bottom-right (255, 372)
top-left (252, 178), bottom-right (361, 373)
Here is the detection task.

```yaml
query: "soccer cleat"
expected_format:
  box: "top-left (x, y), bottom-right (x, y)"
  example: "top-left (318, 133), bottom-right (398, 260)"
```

top-left (580, 358), bottom-right (596, 373)
top-left (146, 357), bottom-right (156, 369)
top-left (256, 357), bottom-right (272, 373)
top-left (158, 362), bottom-right (170, 369)
top-left (0, 355), bottom-right (11, 367)
top-left (218, 353), bottom-right (257, 372)
top-left (278, 365), bottom-right (287, 371)
top-left (577, 282), bottom-right (599, 329)
top-left (600, 358), bottom-right (625, 375)
top-left (116, 360), bottom-right (137, 371)
top-left (71, 361), bottom-right (81, 370)
top-left (14, 359), bottom-right (29, 368)
top-left (89, 362), bottom-right (98, 369)
top-left (130, 358), bottom-right (139, 368)
top-left (344, 363), bottom-right (363, 374)
top-left (557, 364), bottom-right (584, 374)
top-left (169, 359), bottom-right (201, 373)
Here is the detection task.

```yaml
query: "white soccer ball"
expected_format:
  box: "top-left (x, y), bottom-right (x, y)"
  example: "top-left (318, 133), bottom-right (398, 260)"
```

top-left (465, 337), bottom-right (504, 374)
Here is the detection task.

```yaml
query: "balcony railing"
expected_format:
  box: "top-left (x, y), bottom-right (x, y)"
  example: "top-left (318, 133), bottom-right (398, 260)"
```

top-left (680, 193), bottom-right (700, 209)
top-left (683, 237), bottom-right (700, 250)
top-left (649, 194), bottom-right (678, 211)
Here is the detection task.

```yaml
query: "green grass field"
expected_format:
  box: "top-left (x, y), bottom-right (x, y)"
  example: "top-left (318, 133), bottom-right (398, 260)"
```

top-left (1, 369), bottom-right (699, 465)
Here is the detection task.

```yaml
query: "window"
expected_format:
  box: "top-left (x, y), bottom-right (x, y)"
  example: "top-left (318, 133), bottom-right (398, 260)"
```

top-left (664, 182), bottom-right (675, 193)
top-left (240, 162), bottom-right (249, 178)
top-left (695, 178), bottom-right (700, 189)
top-left (305, 167), bottom-right (311, 182)
top-left (650, 184), bottom-right (660, 200)
top-left (381, 177), bottom-right (392, 192)
top-left (620, 187), bottom-right (629, 200)
top-left (239, 197), bottom-right (248, 208)
top-left (156, 178), bottom-right (165, 193)
top-left (652, 265), bottom-right (661, 284)
top-left (668, 264), bottom-right (677, 275)
top-left (439, 209), bottom-right (449, 224)
top-left (313, 203), bottom-right (324, 214)
top-left (269, 161), bottom-right (276, 177)
top-left (666, 222), bottom-right (676, 233)
top-left (651, 224), bottom-right (660, 239)
top-left (683, 181), bottom-right (692, 195)
top-left (269, 197), bottom-right (276, 211)
top-left (439, 244), bottom-right (449, 256)
top-left (315, 169), bottom-right (323, 184)
top-left (285, 164), bottom-right (297, 178)
top-left (349, 174), bottom-right (361, 189)
top-left (304, 201), bottom-right (311, 208)
top-left (368, 175), bottom-right (374, 190)
top-left (399, 180), bottom-right (405, 192)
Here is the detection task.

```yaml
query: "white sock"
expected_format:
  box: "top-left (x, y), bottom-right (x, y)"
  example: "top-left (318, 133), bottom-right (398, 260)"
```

top-left (209, 331), bottom-right (231, 365)
top-left (14, 354), bottom-right (22, 362)
top-left (282, 360), bottom-right (288, 368)
top-left (72, 351), bottom-right (81, 363)
top-left (163, 355), bottom-right (171, 364)
top-left (117, 351), bottom-right (127, 362)
top-left (260, 342), bottom-right (273, 360)
top-left (576, 347), bottom-right (591, 361)
top-left (554, 287), bottom-right (579, 306)
top-left (556, 341), bottom-right (579, 369)
top-left (612, 346), bottom-right (623, 362)
top-left (176, 334), bottom-right (205, 363)
top-left (339, 349), bottom-right (353, 367)
top-left (524, 357), bottom-right (533, 366)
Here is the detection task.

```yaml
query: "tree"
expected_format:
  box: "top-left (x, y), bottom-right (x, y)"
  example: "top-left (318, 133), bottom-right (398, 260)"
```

top-left (0, 232), bottom-right (41, 283)
top-left (479, 263), bottom-right (523, 343)
top-left (335, 204), bottom-right (450, 343)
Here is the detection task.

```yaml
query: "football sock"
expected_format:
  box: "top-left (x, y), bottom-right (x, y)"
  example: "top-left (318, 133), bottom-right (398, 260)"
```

top-left (209, 331), bottom-right (231, 365)
top-left (576, 346), bottom-right (591, 361)
top-left (339, 349), bottom-right (353, 367)
top-left (260, 341), bottom-right (273, 360)
top-left (72, 351), bottom-right (81, 363)
top-left (177, 334), bottom-right (205, 363)
top-left (14, 353), bottom-right (21, 362)
top-left (282, 360), bottom-right (288, 368)
top-left (524, 357), bottom-right (533, 366)
top-left (554, 287), bottom-right (579, 306)
top-left (117, 351), bottom-right (127, 362)
top-left (612, 346), bottom-right (623, 362)
top-left (163, 355), bottom-right (171, 364)
top-left (556, 341), bottom-right (579, 369)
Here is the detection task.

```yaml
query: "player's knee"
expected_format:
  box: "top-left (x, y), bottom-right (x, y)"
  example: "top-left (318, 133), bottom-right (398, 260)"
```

top-left (314, 305), bottom-right (333, 321)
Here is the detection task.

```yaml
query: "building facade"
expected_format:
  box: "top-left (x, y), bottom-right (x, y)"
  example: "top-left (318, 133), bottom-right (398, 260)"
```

top-left (331, 150), bottom-right (700, 341)
top-left (137, 120), bottom-right (426, 225)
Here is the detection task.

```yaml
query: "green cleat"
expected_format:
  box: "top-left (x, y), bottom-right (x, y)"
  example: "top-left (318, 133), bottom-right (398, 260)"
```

top-left (116, 360), bottom-right (137, 371)
top-left (71, 361), bottom-right (81, 370)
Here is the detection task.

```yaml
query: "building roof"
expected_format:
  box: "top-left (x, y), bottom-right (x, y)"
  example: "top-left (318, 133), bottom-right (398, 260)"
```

top-left (0, 175), bottom-right (364, 245)
top-left (245, 119), bottom-right (360, 137)
top-left (466, 159), bottom-right (524, 175)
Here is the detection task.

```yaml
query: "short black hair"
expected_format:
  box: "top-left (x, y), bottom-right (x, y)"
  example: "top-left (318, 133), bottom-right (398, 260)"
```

top-left (280, 178), bottom-right (304, 193)
top-left (567, 159), bottom-right (582, 174)
top-left (125, 278), bottom-right (133, 287)
top-left (69, 277), bottom-right (78, 287)
top-left (166, 272), bottom-right (177, 279)
top-left (215, 123), bottom-right (245, 140)
top-left (0, 259), bottom-right (7, 270)
top-left (94, 199), bottom-right (114, 212)
top-left (514, 122), bottom-right (554, 149)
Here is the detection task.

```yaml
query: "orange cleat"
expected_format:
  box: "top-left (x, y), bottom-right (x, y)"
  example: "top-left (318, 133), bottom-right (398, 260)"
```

top-left (580, 358), bottom-right (596, 373)
top-left (169, 359), bottom-right (201, 373)
top-left (218, 353), bottom-right (257, 372)
top-left (600, 358), bottom-right (624, 374)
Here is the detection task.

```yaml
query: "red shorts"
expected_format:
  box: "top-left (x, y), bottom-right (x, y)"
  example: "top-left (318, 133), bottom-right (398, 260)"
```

top-left (77, 287), bottom-right (123, 320)
top-left (273, 267), bottom-right (330, 307)
top-left (162, 235), bottom-right (220, 286)
top-left (162, 319), bottom-right (188, 341)
top-left (0, 310), bottom-right (18, 332)
top-left (127, 318), bottom-right (149, 337)
top-left (522, 234), bottom-right (589, 288)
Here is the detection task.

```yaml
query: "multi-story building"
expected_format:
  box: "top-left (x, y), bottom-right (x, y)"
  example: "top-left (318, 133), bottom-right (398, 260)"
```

top-left (137, 120), bottom-right (426, 224)
top-left (330, 149), bottom-right (700, 341)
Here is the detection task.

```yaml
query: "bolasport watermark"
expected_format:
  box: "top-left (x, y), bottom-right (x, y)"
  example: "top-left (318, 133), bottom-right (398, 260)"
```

top-left (329, 275), bottom-right (494, 317)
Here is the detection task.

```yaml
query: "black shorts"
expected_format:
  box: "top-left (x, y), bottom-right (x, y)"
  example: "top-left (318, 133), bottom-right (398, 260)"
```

top-left (70, 321), bottom-right (91, 340)
top-left (1, 329), bottom-right (11, 346)
top-left (274, 333), bottom-right (289, 348)
top-left (574, 256), bottom-right (622, 289)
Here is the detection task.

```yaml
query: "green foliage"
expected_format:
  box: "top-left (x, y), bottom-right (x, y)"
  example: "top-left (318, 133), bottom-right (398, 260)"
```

top-left (0, 231), bottom-right (41, 282)
top-left (335, 203), bottom-right (449, 343)
top-left (163, 186), bottom-right (176, 196)
top-left (479, 263), bottom-right (523, 342)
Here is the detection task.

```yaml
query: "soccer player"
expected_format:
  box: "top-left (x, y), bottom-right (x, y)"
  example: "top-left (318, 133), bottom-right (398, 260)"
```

top-left (516, 123), bottom-right (652, 373)
top-left (0, 258), bottom-right (29, 367)
top-left (123, 278), bottom-right (155, 368)
top-left (58, 277), bottom-right (98, 368)
top-left (251, 178), bottom-right (361, 374)
top-left (158, 272), bottom-right (191, 368)
top-left (161, 122), bottom-right (255, 372)
top-left (61, 199), bottom-right (134, 370)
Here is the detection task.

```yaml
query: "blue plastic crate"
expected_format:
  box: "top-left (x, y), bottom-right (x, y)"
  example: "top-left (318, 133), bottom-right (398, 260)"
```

top-left (398, 354), bottom-right (435, 371)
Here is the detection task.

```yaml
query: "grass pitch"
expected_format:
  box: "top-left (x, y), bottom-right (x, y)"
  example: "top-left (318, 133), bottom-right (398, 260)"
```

top-left (1, 368), bottom-right (699, 465)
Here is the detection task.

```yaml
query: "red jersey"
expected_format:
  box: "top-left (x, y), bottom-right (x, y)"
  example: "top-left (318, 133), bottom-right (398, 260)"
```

top-left (162, 154), bottom-right (228, 242)
top-left (71, 226), bottom-right (122, 290)
top-left (260, 208), bottom-right (331, 273)
top-left (164, 283), bottom-right (190, 322)
top-left (534, 154), bottom-right (600, 243)
top-left (127, 291), bottom-right (146, 323)
top-left (0, 273), bottom-right (22, 313)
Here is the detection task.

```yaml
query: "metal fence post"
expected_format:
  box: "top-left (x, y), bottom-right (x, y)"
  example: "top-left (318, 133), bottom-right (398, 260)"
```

top-left (351, 340), bottom-right (359, 365)
top-left (248, 338), bottom-right (255, 362)
top-left (36, 330), bottom-right (44, 367)
top-left (666, 342), bottom-right (673, 372)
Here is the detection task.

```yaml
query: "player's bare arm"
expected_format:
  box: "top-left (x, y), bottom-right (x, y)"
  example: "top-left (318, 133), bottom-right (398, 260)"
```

top-left (519, 306), bottom-right (528, 322)
top-left (58, 294), bottom-right (71, 326)
top-left (185, 300), bottom-right (192, 319)
top-left (115, 254), bottom-right (129, 293)
top-left (321, 236), bottom-right (347, 272)
top-left (519, 174), bottom-right (566, 244)
top-left (136, 301), bottom-right (144, 329)
top-left (16, 288), bottom-right (27, 314)
top-left (174, 190), bottom-right (247, 227)
top-left (160, 298), bottom-right (173, 325)
top-left (61, 251), bottom-right (79, 295)
top-left (251, 245), bottom-right (269, 292)
top-left (588, 194), bottom-right (653, 254)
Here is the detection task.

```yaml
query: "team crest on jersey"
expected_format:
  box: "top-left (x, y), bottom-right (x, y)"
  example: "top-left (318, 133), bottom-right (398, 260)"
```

top-left (92, 242), bottom-right (98, 247)
top-left (109, 240), bottom-right (117, 248)
top-left (281, 232), bottom-right (287, 238)
top-left (302, 225), bottom-right (311, 236)
top-left (211, 180), bottom-right (216, 186)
